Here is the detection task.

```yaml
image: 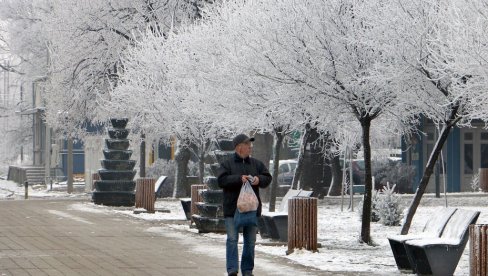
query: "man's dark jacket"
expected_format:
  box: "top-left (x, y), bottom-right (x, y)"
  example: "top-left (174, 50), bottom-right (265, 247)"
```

top-left (217, 153), bottom-right (272, 217)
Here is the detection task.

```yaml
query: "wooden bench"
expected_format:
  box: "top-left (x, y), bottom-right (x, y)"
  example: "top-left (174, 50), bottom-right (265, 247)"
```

top-left (387, 207), bottom-right (457, 271)
top-left (403, 208), bottom-right (480, 275)
top-left (259, 189), bottom-right (313, 242)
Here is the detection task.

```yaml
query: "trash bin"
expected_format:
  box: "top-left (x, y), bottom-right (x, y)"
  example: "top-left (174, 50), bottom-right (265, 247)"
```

top-left (135, 177), bottom-right (156, 213)
top-left (470, 224), bottom-right (488, 275)
top-left (191, 184), bottom-right (207, 219)
top-left (287, 197), bottom-right (318, 254)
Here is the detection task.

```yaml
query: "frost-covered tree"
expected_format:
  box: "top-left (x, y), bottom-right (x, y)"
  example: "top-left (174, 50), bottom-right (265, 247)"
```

top-left (375, 183), bottom-right (403, 226)
top-left (0, 0), bottom-right (50, 79)
top-left (378, 0), bottom-right (488, 235)
top-left (112, 1), bottom-right (315, 199)
top-left (110, 25), bottom-right (237, 197)
top-left (37, 0), bottom-right (195, 138)
top-left (0, 1), bottom-right (49, 169)
top-left (199, 0), bottom-right (418, 244)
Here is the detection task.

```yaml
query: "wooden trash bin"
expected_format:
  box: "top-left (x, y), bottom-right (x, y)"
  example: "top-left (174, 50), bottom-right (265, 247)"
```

top-left (191, 184), bottom-right (208, 218)
top-left (470, 224), bottom-right (488, 275)
top-left (287, 197), bottom-right (318, 254)
top-left (135, 178), bottom-right (156, 213)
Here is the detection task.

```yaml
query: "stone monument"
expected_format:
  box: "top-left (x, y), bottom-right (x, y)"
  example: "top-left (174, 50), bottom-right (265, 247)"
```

top-left (92, 118), bottom-right (136, 206)
top-left (191, 140), bottom-right (234, 233)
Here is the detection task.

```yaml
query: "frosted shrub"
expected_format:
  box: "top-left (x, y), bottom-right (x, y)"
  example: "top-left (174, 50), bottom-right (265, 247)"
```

top-left (146, 159), bottom-right (198, 179)
top-left (358, 189), bottom-right (380, 222)
top-left (375, 183), bottom-right (403, 226)
top-left (146, 159), bottom-right (201, 198)
top-left (471, 173), bottom-right (480, 192)
top-left (147, 159), bottom-right (176, 179)
top-left (187, 161), bottom-right (200, 176)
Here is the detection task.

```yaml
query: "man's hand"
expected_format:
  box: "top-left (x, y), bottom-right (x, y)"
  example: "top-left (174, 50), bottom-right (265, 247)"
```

top-left (241, 175), bottom-right (259, 185)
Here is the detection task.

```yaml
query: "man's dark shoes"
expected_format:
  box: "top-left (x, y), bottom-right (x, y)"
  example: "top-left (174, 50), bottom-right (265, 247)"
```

top-left (228, 272), bottom-right (238, 276)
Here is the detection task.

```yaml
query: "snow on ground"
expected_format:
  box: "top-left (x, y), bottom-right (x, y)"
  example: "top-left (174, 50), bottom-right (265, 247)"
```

top-left (1, 178), bottom-right (487, 275)
top-left (0, 179), bottom-right (88, 199)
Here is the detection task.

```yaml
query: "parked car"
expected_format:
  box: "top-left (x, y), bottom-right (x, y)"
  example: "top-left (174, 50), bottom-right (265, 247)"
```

top-left (269, 159), bottom-right (298, 187)
top-left (340, 158), bottom-right (365, 186)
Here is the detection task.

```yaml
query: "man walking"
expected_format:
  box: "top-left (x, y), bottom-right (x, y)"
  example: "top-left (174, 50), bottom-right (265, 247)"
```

top-left (217, 134), bottom-right (272, 276)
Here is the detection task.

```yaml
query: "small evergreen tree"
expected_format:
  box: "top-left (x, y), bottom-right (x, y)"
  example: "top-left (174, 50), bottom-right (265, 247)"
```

top-left (471, 173), bottom-right (480, 192)
top-left (375, 183), bottom-right (403, 226)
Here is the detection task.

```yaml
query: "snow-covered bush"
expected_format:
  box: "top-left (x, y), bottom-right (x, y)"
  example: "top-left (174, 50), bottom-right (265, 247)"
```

top-left (147, 159), bottom-right (175, 179)
top-left (358, 190), bottom-right (380, 222)
top-left (146, 159), bottom-right (199, 198)
top-left (147, 158), bottom-right (199, 179)
top-left (375, 183), bottom-right (403, 226)
top-left (471, 173), bottom-right (480, 192)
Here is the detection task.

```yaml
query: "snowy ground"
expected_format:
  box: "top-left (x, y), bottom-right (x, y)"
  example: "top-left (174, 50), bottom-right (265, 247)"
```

top-left (0, 179), bottom-right (89, 200)
top-left (1, 179), bottom-right (486, 275)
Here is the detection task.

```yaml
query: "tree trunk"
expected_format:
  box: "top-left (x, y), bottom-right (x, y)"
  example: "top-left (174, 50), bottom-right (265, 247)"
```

top-left (269, 129), bottom-right (285, 212)
top-left (252, 132), bottom-right (273, 201)
top-left (400, 123), bottom-right (453, 234)
top-left (67, 137), bottom-right (73, 194)
top-left (360, 117), bottom-right (373, 244)
top-left (140, 132), bottom-right (146, 178)
top-left (328, 155), bottom-right (343, 196)
top-left (198, 150), bottom-right (205, 184)
top-left (300, 128), bottom-right (328, 197)
top-left (291, 125), bottom-right (311, 189)
top-left (173, 141), bottom-right (191, 198)
top-left (196, 140), bottom-right (211, 183)
top-left (252, 132), bottom-right (273, 167)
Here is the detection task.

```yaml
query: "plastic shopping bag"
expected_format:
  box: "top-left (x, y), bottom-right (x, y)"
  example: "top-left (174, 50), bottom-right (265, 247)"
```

top-left (236, 180), bottom-right (259, 213)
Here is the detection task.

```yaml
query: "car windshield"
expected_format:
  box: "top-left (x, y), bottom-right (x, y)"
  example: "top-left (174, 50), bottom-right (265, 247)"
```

top-left (289, 162), bottom-right (297, 171)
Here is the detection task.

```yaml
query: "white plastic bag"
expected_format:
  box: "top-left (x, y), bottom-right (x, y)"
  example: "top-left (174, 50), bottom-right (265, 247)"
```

top-left (237, 180), bottom-right (259, 212)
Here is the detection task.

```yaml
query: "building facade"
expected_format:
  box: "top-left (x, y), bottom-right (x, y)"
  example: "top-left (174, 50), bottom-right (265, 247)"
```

top-left (404, 120), bottom-right (488, 193)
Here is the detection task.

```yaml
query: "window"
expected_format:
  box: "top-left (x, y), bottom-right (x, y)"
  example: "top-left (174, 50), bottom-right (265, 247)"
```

top-left (464, 144), bottom-right (473, 174)
top-left (279, 164), bottom-right (289, 174)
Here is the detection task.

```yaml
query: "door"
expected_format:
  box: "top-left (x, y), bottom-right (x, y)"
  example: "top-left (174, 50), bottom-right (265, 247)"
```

top-left (461, 128), bottom-right (488, 191)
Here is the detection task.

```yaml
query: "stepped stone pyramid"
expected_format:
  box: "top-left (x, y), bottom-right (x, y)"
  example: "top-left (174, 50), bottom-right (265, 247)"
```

top-left (92, 118), bottom-right (136, 206)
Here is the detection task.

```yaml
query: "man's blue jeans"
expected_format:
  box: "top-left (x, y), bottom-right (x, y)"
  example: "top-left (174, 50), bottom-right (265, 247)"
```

top-left (225, 216), bottom-right (257, 275)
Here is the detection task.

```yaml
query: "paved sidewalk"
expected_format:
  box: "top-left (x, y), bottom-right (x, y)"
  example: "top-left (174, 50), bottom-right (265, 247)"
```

top-left (0, 198), bottom-right (354, 276)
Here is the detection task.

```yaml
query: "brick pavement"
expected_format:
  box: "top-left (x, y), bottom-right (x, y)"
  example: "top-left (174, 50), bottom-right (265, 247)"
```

top-left (0, 198), bottom-right (346, 276)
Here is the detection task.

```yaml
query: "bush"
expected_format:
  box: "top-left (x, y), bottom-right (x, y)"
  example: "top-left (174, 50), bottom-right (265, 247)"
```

top-left (358, 189), bottom-right (380, 222)
top-left (147, 159), bottom-right (200, 179)
top-left (146, 159), bottom-right (201, 198)
top-left (147, 159), bottom-right (176, 179)
top-left (471, 172), bottom-right (480, 192)
top-left (375, 183), bottom-right (403, 226)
